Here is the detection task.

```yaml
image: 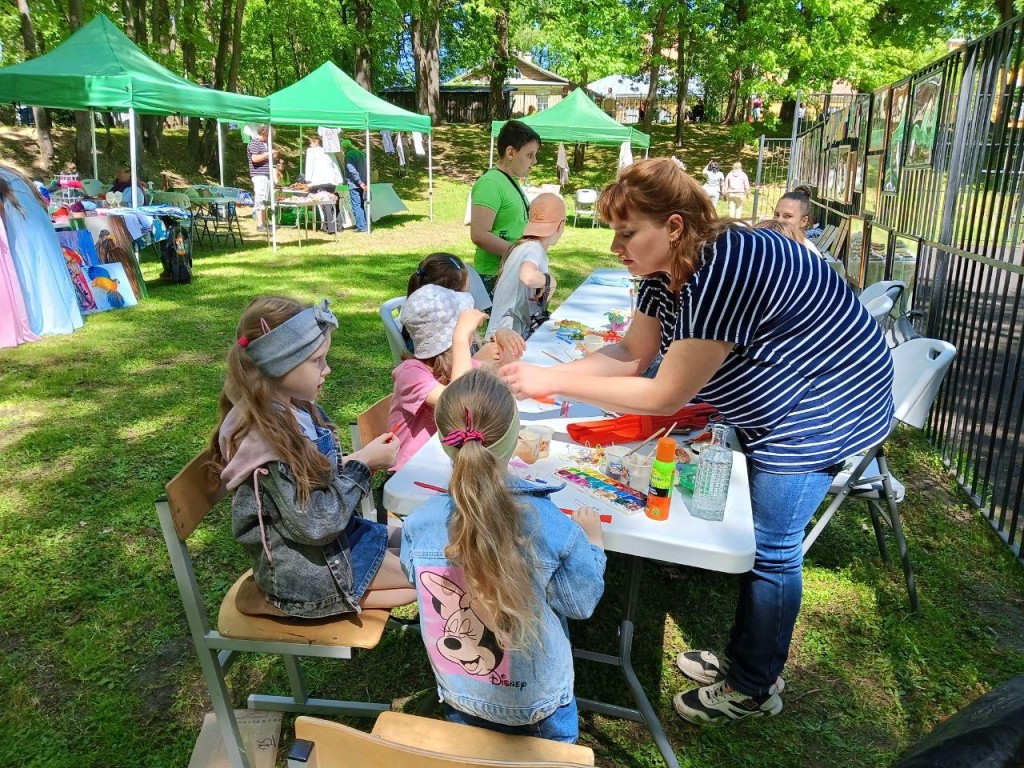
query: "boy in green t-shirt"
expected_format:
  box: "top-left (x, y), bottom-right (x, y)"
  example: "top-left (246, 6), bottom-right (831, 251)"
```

top-left (470, 120), bottom-right (541, 293)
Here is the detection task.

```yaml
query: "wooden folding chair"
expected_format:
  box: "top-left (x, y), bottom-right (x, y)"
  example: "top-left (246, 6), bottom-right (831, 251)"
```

top-left (156, 450), bottom-right (392, 768)
top-left (288, 712), bottom-right (595, 767)
top-left (349, 395), bottom-right (393, 523)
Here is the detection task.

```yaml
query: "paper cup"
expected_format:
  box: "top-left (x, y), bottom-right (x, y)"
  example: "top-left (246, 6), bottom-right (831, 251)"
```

top-left (533, 425), bottom-right (554, 459)
top-left (604, 445), bottom-right (630, 481)
top-left (515, 427), bottom-right (543, 464)
top-left (623, 451), bottom-right (654, 492)
top-left (582, 334), bottom-right (605, 354)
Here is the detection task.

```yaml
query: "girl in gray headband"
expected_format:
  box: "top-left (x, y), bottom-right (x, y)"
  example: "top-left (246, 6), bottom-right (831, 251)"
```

top-left (210, 295), bottom-right (415, 618)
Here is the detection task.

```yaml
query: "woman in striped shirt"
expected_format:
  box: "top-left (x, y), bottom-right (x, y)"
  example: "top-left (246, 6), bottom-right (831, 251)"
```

top-left (501, 158), bottom-right (893, 726)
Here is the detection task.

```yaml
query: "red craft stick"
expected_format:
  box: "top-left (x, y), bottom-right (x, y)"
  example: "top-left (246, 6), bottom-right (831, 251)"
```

top-left (414, 480), bottom-right (448, 493)
top-left (560, 507), bottom-right (612, 524)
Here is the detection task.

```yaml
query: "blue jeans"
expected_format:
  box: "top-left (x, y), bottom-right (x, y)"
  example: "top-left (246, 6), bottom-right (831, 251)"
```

top-left (443, 698), bottom-right (579, 743)
top-left (723, 464), bottom-right (836, 697)
top-left (349, 186), bottom-right (367, 232)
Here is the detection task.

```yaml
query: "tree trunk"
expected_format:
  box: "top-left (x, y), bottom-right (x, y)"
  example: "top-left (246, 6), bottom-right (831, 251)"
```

top-left (997, 0), bottom-right (1015, 22)
top-left (779, 66), bottom-right (801, 122)
top-left (572, 143), bottom-right (585, 172)
top-left (199, 0), bottom-right (234, 167)
top-left (642, 2), bottom-right (667, 133)
top-left (489, 0), bottom-right (510, 120)
top-left (353, 0), bottom-right (373, 90)
top-left (674, 20), bottom-right (689, 147)
top-left (724, 66), bottom-right (742, 124)
top-left (269, 29), bottom-right (282, 91)
top-left (68, 0), bottom-right (95, 173)
top-left (412, 0), bottom-right (441, 122)
top-left (103, 112), bottom-right (115, 155)
top-left (16, 0), bottom-right (54, 170)
top-left (227, 0), bottom-right (246, 92)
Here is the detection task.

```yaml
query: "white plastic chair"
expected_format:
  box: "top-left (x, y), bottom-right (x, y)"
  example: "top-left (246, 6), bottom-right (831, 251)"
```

top-left (803, 337), bottom-right (957, 610)
top-left (380, 297), bottom-right (408, 365)
top-left (862, 294), bottom-right (894, 325)
top-left (860, 280), bottom-right (907, 311)
top-left (574, 189), bottom-right (598, 227)
top-left (465, 265), bottom-right (493, 311)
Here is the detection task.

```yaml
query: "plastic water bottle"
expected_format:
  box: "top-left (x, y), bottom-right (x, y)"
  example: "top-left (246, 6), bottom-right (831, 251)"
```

top-left (690, 424), bottom-right (732, 521)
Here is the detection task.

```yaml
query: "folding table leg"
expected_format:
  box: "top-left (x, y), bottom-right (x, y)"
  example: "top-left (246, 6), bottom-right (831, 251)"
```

top-left (575, 556), bottom-right (680, 768)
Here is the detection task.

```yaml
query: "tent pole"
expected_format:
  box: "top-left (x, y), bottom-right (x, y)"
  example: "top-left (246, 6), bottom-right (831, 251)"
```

top-left (90, 112), bottom-right (98, 179)
top-left (364, 128), bottom-right (372, 234)
top-left (428, 133), bottom-right (434, 221)
top-left (489, 136), bottom-right (494, 168)
top-left (298, 127), bottom-right (303, 176)
top-left (270, 127), bottom-right (277, 251)
top-left (128, 107), bottom-right (139, 209)
top-left (217, 121), bottom-right (225, 187)
top-left (644, 146), bottom-right (649, 159)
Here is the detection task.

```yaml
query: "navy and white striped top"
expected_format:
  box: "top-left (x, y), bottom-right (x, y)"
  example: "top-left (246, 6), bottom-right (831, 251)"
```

top-left (637, 227), bottom-right (894, 473)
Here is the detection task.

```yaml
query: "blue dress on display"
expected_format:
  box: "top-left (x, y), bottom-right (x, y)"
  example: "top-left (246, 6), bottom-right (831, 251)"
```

top-left (0, 168), bottom-right (84, 336)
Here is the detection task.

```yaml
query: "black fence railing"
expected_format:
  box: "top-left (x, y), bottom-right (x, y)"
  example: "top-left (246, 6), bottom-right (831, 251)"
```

top-left (792, 18), bottom-right (1024, 565)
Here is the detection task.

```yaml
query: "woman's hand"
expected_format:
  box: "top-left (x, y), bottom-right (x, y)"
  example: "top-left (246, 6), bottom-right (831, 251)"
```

top-left (493, 328), bottom-right (526, 360)
top-left (474, 341), bottom-right (501, 363)
top-left (499, 361), bottom-right (556, 400)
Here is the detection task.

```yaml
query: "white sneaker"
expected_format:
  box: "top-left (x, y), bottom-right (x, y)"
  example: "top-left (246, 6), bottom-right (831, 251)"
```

top-left (673, 680), bottom-right (783, 726)
top-left (676, 650), bottom-right (785, 694)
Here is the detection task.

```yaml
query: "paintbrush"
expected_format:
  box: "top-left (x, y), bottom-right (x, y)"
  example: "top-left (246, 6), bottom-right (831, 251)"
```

top-left (623, 420), bottom-right (679, 458)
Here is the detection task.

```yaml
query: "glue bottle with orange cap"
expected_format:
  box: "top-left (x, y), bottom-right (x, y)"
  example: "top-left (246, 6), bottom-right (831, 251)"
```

top-left (645, 437), bottom-right (677, 521)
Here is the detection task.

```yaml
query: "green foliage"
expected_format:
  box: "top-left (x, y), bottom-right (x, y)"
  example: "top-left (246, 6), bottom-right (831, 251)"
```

top-left (729, 121), bottom-right (757, 148)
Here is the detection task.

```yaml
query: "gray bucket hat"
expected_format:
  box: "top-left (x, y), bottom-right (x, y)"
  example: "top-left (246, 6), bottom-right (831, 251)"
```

top-left (400, 284), bottom-right (474, 360)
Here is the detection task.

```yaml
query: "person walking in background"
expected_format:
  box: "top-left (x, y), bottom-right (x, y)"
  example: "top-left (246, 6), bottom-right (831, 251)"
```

top-left (752, 95), bottom-right (764, 122)
top-left (723, 161), bottom-right (751, 219)
top-left (602, 88), bottom-right (616, 118)
top-left (702, 160), bottom-right (724, 208)
top-left (342, 139), bottom-right (368, 233)
top-left (247, 124), bottom-right (274, 233)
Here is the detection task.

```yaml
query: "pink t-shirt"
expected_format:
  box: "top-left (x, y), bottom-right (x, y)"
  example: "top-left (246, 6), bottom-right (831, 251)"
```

top-left (388, 358), bottom-right (479, 471)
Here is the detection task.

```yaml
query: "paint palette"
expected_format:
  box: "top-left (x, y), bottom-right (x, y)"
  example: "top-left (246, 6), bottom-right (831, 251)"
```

top-left (555, 466), bottom-right (648, 515)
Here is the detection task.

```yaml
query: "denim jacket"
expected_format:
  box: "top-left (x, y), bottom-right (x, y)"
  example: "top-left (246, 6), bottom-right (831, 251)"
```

top-left (400, 477), bottom-right (607, 726)
top-left (221, 404), bottom-right (372, 618)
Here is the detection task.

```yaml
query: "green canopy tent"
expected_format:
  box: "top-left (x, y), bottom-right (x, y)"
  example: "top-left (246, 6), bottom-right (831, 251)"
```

top-left (267, 62), bottom-right (433, 240)
top-left (490, 87), bottom-right (650, 167)
top-left (0, 14), bottom-right (269, 203)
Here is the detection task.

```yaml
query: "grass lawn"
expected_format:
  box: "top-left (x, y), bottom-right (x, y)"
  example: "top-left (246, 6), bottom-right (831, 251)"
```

top-left (1, 124), bottom-right (1023, 768)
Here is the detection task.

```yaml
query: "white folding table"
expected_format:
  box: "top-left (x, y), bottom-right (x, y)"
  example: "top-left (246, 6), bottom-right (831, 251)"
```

top-left (384, 269), bottom-right (756, 768)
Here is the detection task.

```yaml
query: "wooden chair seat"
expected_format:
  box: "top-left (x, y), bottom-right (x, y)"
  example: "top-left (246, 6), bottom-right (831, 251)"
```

top-left (370, 711), bottom-right (595, 765)
top-left (292, 713), bottom-right (595, 767)
top-left (219, 570), bottom-right (390, 648)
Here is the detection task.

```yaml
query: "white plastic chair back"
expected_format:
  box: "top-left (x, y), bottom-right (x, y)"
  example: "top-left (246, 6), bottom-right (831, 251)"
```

top-left (464, 266), bottom-right (493, 311)
top-left (575, 188), bottom-right (598, 205)
top-left (574, 188), bottom-right (598, 226)
top-left (863, 294), bottom-right (894, 324)
top-left (890, 338), bottom-right (956, 429)
top-left (860, 280), bottom-right (907, 312)
top-left (380, 297), bottom-right (408, 365)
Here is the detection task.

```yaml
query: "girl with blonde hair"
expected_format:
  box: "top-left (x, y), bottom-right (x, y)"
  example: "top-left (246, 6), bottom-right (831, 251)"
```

top-left (501, 157), bottom-right (894, 727)
top-left (212, 295), bottom-right (415, 616)
top-left (400, 369), bottom-right (606, 742)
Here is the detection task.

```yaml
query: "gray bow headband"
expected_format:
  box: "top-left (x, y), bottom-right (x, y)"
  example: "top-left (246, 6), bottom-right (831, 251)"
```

top-left (243, 299), bottom-right (338, 378)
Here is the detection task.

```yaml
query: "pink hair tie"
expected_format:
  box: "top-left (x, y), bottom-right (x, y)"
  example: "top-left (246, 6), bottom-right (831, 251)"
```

top-left (237, 336), bottom-right (250, 348)
top-left (441, 407), bottom-right (485, 448)
top-left (442, 428), bottom-right (485, 448)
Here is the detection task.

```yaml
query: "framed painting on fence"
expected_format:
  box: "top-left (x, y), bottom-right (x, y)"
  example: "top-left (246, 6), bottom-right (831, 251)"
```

top-left (883, 81), bottom-right (910, 194)
top-left (847, 217), bottom-right (866, 289)
top-left (870, 88), bottom-right (890, 152)
top-left (863, 155), bottom-right (881, 215)
top-left (907, 71), bottom-right (943, 167)
top-left (825, 148), bottom-right (840, 200)
top-left (836, 147), bottom-right (851, 204)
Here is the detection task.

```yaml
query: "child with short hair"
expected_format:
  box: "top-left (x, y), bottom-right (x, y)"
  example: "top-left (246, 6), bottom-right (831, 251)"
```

top-left (388, 284), bottom-right (488, 471)
top-left (485, 193), bottom-right (562, 344)
top-left (400, 369), bottom-right (606, 742)
top-left (212, 296), bottom-right (416, 616)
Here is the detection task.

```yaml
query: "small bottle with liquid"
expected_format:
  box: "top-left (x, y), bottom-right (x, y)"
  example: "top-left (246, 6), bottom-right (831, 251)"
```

top-left (690, 424), bottom-right (732, 521)
top-left (645, 437), bottom-right (677, 521)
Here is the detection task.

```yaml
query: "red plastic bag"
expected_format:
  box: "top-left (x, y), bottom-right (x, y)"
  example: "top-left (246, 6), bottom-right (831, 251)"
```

top-left (566, 403), bottom-right (718, 445)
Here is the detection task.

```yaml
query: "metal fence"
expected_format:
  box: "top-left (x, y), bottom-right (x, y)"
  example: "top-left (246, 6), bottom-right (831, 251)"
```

top-left (792, 17), bottom-right (1024, 564)
top-left (752, 137), bottom-right (792, 221)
